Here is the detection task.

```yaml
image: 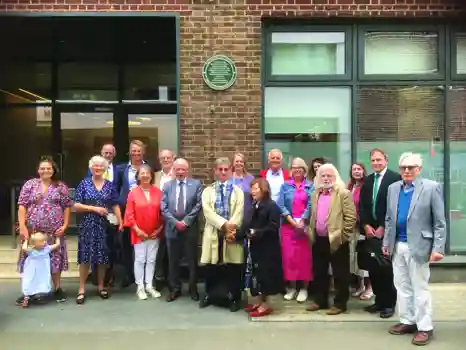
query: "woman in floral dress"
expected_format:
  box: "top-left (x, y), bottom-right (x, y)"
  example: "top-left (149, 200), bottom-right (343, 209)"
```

top-left (17, 156), bottom-right (73, 303)
top-left (74, 155), bottom-right (123, 305)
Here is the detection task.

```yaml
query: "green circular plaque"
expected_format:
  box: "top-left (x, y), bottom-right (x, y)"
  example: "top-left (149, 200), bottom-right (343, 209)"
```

top-left (202, 55), bottom-right (237, 91)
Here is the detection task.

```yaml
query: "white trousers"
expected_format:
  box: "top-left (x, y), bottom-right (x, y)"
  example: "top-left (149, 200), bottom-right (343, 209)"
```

top-left (134, 239), bottom-right (160, 288)
top-left (393, 242), bottom-right (433, 331)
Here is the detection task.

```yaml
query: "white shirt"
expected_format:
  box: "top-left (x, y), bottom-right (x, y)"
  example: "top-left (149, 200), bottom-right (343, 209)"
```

top-left (373, 167), bottom-right (388, 196)
top-left (159, 170), bottom-right (172, 190)
top-left (175, 178), bottom-right (187, 211)
top-left (266, 168), bottom-right (284, 202)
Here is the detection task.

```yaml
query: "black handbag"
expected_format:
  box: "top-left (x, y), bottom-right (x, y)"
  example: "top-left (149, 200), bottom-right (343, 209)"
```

top-left (356, 237), bottom-right (391, 270)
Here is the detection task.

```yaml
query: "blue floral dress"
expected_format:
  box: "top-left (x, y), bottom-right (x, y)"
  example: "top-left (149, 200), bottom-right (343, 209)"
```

top-left (74, 178), bottom-right (118, 265)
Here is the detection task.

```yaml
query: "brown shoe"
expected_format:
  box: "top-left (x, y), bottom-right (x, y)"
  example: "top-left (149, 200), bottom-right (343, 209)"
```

top-left (412, 331), bottom-right (433, 346)
top-left (326, 306), bottom-right (345, 315)
top-left (306, 303), bottom-right (324, 312)
top-left (388, 323), bottom-right (418, 335)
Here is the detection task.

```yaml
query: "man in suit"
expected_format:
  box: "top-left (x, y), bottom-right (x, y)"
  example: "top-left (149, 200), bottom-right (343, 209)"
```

top-left (161, 158), bottom-right (203, 302)
top-left (383, 152), bottom-right (446, 346)
top-left (359, 148), bottom-right (401, 318)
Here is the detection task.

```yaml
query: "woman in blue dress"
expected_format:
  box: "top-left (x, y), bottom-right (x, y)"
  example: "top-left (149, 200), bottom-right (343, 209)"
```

top-left (74, 155), bottom-right (123, 305)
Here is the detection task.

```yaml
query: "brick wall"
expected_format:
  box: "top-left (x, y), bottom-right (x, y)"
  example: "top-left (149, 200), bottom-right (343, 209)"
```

top-left (0, 0), bottom-right (464, 180)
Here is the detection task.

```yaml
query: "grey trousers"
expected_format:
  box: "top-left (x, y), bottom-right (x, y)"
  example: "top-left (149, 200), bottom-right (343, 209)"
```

top-left (167, 231), bottom-right (199, 292)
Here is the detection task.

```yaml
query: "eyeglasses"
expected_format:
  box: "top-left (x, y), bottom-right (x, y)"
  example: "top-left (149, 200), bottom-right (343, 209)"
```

top-left (291, 167), bottom-right (304, 171)
top-left (399, 165), bottom-right (418, 171)
top-left (217, 168), bottom-right (229, 173)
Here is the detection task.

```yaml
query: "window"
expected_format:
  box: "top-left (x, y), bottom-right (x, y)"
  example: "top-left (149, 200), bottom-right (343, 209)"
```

top-left (58, 63), bottom-right (118, 102)
top-left (357, 85), bottom-right (445, 185)
top-left (0, 63), bottom-right (52, 105)
top-left (123, 64), bottom-right (176, 102)
top-left (449, 86), bottom-right (466, 252)
top-left (455, 33), bottom-right (466, 75)
top-left (264, 87), bottom-right (351, 171)
top-left (269, 29), bottom-right (350, 80)
top-left (361, 30), bottom-right (441, 77)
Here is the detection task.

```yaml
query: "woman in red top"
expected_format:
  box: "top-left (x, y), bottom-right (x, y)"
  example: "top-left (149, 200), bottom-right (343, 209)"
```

top-left (124, 164), bottom-right (164, 300)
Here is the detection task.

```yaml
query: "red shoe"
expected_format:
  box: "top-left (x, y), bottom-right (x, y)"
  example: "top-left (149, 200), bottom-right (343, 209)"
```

top-left (244, 304), bottom-right (260, 312)
top-left (249, 307), bottom-right (273, 317)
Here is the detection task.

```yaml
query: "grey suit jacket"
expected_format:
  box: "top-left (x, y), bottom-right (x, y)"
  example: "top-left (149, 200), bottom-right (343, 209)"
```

top-left (383, 177), bottom-right (446, 264)
top-left (161, 178), bottom-right (203, 239)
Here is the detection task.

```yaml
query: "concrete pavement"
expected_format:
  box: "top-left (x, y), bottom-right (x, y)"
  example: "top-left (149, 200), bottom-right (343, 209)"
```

top-left (1, 281), bottom-right (465, 350)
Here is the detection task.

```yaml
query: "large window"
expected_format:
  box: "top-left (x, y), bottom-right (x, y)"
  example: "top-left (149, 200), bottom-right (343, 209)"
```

top-left (264, 23), bottom-right (466, 253)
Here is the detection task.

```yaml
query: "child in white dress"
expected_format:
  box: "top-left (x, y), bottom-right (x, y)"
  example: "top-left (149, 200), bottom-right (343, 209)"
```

top-left (20, 232), bottom-right (60, 308)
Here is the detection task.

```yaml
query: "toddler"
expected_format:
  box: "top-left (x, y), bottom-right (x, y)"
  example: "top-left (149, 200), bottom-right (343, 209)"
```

top-left (19, 232), bottom-right (60, 308)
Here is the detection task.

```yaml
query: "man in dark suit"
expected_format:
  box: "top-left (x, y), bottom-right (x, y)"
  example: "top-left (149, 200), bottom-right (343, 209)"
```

top-left (359, 148), bottom-right (401, 318)
top-left (161, 158), bottom-right (203, 302)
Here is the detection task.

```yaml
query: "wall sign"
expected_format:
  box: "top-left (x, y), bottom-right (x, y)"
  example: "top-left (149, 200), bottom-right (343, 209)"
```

top-left (202, 55), bottom-right (237, 91)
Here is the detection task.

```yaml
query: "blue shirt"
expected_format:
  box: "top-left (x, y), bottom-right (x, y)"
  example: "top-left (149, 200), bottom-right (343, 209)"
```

top-left (396, 183), bottom-right (414, 243)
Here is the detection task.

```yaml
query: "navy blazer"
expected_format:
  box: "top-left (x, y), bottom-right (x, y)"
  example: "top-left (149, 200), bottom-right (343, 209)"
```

top-left (114, 161), bottom-right (153, 208)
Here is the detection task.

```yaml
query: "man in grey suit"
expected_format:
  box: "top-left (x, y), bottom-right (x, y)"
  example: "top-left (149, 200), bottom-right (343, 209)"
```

top-left (382, 152), bottom-right (446, 346)
top-left (161, 158), bottom-right (203, 302)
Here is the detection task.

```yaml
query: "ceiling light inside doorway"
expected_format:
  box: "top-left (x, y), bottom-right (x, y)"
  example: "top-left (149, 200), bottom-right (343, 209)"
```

top-left (105, 121), bottom-right (142, 126)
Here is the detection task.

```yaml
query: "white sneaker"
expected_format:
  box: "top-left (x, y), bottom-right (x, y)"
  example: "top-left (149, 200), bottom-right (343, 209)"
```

top-left (283, 288), bottom-right (297, 301)
top-left (146, 287), bottom-right (161, 299)
top-left (296, 289), bottom-right (308, 303)
top-left (137, 286), bottom-right (148, 300)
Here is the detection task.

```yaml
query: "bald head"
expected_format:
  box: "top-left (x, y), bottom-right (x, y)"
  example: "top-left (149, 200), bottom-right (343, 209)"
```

top-left (101, 144), bottom-right (116, 162)
top-left (173, 158), bottom-right (189, 180)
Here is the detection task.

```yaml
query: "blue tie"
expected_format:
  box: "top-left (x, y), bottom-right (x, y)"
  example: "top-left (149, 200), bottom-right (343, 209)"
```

top-left (220, 184), bottom-right (225, 203)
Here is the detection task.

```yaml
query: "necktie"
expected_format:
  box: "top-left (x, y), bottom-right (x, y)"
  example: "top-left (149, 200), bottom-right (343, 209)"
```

top-left (372, 173), bottom-right (380, 219)
top-left (103, 169), bottom-right (110, 181)
top-left (220, 184), bottom-right (225, 203)
top-left (177, 181), bottom-right (185, 217)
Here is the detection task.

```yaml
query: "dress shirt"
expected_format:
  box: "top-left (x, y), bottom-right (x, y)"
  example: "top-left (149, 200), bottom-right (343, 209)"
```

top-left (266, 168), bottom-right (284, 202)
top-left (159, 170), bottom-right (172, 190)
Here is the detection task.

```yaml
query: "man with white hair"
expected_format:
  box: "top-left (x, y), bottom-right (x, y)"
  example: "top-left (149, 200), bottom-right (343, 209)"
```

top-left (161, 158), bottom-right (203, 302)
top-left (260, 149), bottom-right (290, 202)
top-left (383, 153), bottom-right (446, 346)
top-left (306, 163), bottom-right (356, 315)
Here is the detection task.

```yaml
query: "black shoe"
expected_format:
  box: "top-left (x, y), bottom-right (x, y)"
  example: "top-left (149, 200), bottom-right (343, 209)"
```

top-left (15, 295), bottom-right (25, 306)
top-left (54, 288), bottom-right (67, 303)
top-left (364, 304), bottom-right (382, 313)
top-left (190, 289), bottom-right (199, 302)
top-left (166, 291), bottom-right (181, 302)
top-left (380, 308), bottom-right (394, 319)
top-left (199, 296), bottom-right (211, 309)
top-left (230, 300), bottom-right (241, 312)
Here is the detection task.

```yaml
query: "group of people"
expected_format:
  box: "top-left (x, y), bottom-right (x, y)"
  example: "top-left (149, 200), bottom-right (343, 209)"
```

top-left (15, 141), bottom-right (446, 346)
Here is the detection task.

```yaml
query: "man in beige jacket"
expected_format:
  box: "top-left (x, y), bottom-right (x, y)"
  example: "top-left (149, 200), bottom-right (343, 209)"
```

top-left (306, 163), bottom-right (357, 315)
top-left (199, 157), bottom-right (244, 312)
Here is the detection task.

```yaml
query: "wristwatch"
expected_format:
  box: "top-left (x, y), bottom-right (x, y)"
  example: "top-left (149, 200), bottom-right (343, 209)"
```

top-left (249, 229), bottom-right (255, 235)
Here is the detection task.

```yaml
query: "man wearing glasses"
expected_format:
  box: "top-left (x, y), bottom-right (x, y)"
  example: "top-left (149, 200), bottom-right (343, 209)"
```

top-left (383, 153), bottom-right (446, 346)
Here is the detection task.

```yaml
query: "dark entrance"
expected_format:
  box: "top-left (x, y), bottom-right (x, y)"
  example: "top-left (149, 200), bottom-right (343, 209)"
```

top-left (0, 14), bottom-right (179, 234)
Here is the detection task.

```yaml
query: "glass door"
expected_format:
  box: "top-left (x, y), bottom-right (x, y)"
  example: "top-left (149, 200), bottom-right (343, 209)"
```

top-left (56, 104), bottom-right (116, 233)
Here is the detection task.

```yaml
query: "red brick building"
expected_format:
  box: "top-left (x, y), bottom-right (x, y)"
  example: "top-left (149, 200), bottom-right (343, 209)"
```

top-left (0, 1), bottom-right (466, 252)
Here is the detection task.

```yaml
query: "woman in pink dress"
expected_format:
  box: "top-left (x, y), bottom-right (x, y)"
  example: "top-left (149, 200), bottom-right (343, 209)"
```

top-left (17, 156), bottom-right (73, 304)
top-left (277, 157), bottom-right (314, 303)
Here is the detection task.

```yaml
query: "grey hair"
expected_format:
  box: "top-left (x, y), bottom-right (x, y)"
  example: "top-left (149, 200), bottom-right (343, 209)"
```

top-left (399, 152), bottom-right (423, 167)
top-left (291, 157), bottom-right (309, 177)
top-left (268, 149), bottom-right (283, 160)
top-left (159, 149), bottom-right (176, 159)
top-left (89, 155), bottom-right (109, 170)
top-left (173, 158), bottom-right (189, 168)
top-left (214, 157), bottom-right (231, 167)
top-left (314, 163), bottom-right (346, 190)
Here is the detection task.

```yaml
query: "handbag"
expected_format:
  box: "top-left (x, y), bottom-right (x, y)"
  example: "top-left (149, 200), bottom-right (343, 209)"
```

top-left (356, 237), bottom-right (391, 270)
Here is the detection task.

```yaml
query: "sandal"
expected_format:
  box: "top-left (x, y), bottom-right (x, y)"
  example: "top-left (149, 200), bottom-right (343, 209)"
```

top-left (22, 296), bottom-right (30, 308)
top-left (97, 289), bottom-right (110, 300)
top-left (76, 293), bottom-right (86, 305)
top-left (360, 290), bottom-right (374, 300)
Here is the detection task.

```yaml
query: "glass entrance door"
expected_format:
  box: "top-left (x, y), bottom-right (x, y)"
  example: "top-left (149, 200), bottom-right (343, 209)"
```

top-left (58, 108), bottom-right (115, 187)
